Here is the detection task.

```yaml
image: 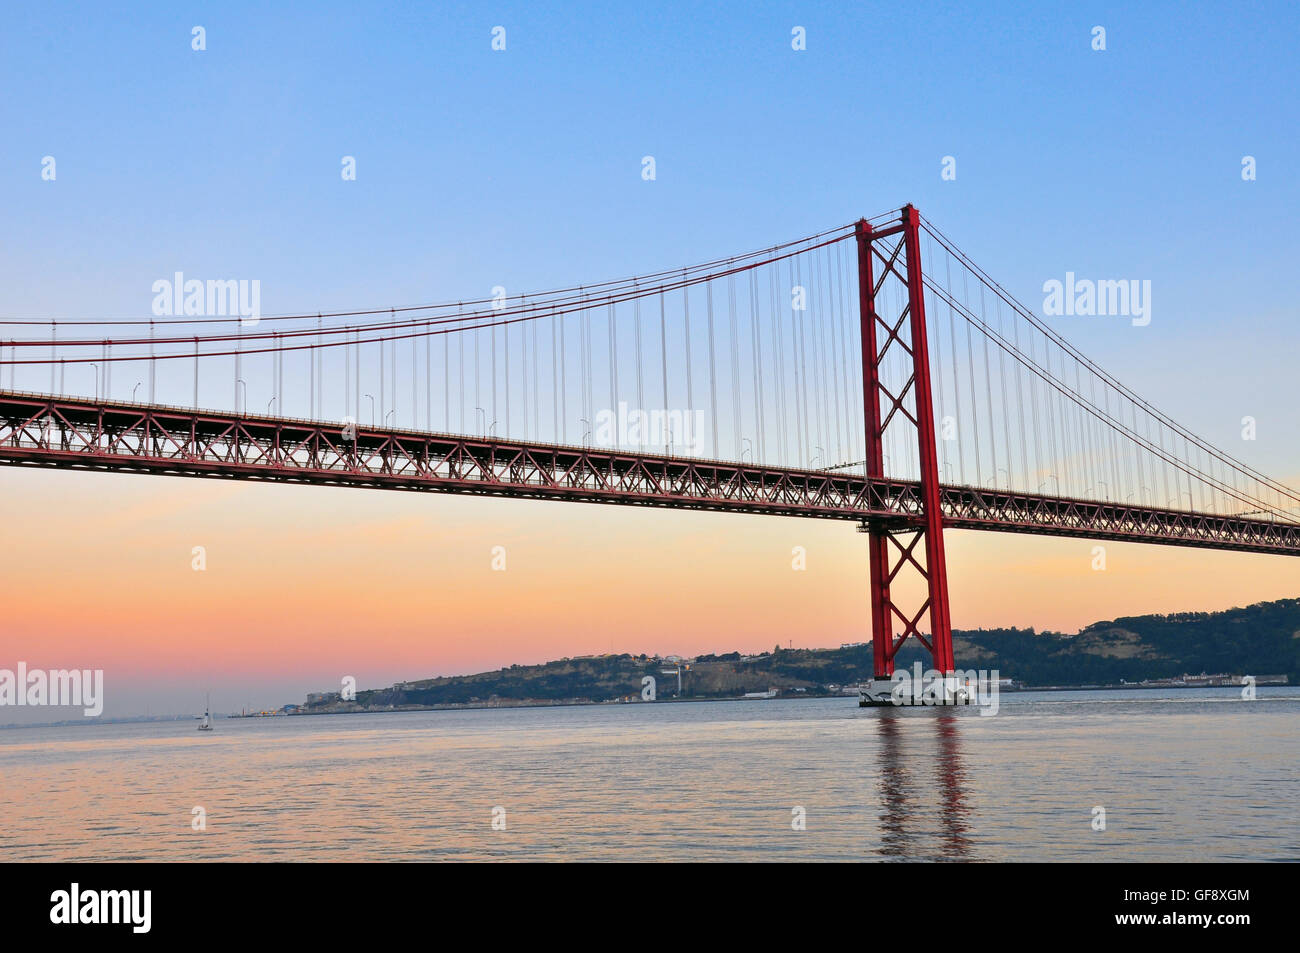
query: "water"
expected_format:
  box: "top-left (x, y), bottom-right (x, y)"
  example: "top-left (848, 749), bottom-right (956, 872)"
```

top-left (2, 688), bottom-right (1297, 861)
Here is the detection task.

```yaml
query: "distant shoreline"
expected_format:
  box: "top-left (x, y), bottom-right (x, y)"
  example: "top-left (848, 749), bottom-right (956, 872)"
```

top-left (254, 680), bottom-right (1289, 719)
top-left (4, 681), bottom-right (1292, 730)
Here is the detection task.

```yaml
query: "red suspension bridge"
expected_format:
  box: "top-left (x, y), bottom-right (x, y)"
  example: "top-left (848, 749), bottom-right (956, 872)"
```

top-left (2, 205), bottom-right (1297, 679)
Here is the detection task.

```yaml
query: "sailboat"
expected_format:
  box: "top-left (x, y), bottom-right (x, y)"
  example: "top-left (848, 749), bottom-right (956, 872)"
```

top-left (198, 694), bottom-right (213, 732)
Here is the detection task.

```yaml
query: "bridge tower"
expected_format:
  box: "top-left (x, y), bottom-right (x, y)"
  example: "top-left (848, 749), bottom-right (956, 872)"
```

top-left (856, 205), bottom-right (955, 678)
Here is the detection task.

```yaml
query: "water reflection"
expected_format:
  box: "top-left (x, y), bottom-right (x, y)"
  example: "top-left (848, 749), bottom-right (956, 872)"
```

top-left (3, 692), bottom-right (1294, 861)
top-left (873, 711), bottom-right (973, 860)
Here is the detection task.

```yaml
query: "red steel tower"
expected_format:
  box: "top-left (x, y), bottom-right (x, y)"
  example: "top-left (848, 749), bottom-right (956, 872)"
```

top-left (856, 205), bottom-right (955, 678)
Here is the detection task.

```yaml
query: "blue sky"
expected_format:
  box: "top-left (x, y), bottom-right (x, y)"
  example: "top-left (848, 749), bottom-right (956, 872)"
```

top-left (2, 0), bottom-right (1298, 474)
top-left (4, 1), bottom-right (1297, 456)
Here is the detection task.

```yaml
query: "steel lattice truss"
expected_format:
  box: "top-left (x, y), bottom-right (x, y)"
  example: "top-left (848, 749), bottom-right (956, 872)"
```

top-left (3, 391), bottom-right (1297, 556)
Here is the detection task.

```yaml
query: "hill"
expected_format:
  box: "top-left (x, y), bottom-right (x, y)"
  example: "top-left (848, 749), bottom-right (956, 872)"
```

top-left (301, 597), bottom-right (1300, 712)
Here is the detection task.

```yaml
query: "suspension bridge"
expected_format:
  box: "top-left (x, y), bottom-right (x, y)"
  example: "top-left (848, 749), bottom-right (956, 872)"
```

top-left (2, 205), bottom-right (1297, 679)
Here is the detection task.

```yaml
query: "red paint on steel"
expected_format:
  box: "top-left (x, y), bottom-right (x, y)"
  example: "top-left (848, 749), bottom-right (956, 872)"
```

top-left (856, 206), bottom-right (955, 676)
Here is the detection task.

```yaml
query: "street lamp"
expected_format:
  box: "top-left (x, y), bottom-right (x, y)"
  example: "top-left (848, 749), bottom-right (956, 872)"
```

top-left (363, 394), bottom-right (375, 426)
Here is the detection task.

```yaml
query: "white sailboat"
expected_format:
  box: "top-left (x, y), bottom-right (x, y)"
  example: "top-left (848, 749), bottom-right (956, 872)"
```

top-left (198, 694), bottom-right (213, 731)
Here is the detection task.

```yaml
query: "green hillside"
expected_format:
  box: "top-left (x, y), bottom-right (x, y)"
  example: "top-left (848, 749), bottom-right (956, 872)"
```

top-left (307, 597), bottom-right (1300, 711)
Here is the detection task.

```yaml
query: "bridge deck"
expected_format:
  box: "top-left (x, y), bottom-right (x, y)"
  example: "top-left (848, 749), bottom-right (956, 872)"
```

top-left (2, 391), bottom-right (1297, 556)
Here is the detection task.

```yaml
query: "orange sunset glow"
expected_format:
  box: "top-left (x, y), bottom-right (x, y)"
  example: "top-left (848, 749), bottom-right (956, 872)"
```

top-left (4, 464), bottom-right (1296, 717)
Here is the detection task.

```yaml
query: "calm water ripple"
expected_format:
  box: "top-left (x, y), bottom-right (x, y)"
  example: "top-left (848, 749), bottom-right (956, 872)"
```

top-left (2, 688), bottom-right (1297, 861)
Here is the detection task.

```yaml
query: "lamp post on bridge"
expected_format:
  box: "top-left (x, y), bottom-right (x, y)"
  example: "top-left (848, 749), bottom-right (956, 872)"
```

top-left (1127, 486), bottom-right (1153, 506)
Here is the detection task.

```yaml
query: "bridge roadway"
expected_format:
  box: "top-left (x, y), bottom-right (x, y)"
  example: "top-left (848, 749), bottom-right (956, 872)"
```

top-left (2, 390), bottom-right (1297, 557)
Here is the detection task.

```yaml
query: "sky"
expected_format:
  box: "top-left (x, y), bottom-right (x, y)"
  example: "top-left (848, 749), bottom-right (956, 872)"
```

top-left (1, 1), bottom-right (1298, 720)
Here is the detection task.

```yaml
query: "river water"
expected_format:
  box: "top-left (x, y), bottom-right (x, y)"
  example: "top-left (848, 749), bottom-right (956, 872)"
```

top-left (2, 688), bottom-right (1296, 861)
